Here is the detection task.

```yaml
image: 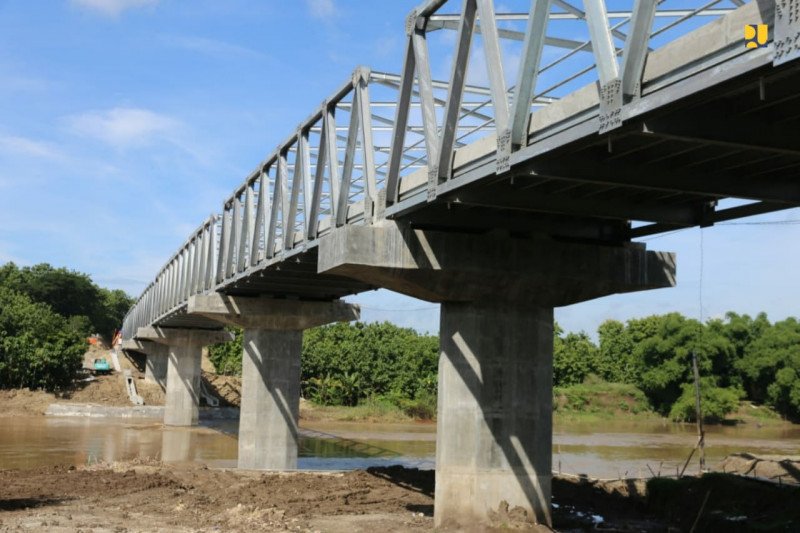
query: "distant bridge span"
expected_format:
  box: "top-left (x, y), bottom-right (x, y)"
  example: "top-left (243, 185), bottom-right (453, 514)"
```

top-left (121, 0), bottom-right (799, 527)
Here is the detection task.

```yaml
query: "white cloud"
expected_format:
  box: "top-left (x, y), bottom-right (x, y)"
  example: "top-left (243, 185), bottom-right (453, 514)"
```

top-left (71, 0), bottom-right (158, 17)
top-left (0, 135), bottom-right (62, 159)
top-left (163, 35), bottom-right (265, 60)
top-left (306, 0), bottom-right (335, 20)
top-left (66, 107), bottom-right (180, 148)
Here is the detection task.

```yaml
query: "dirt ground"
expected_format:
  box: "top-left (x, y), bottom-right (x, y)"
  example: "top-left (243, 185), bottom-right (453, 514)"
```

top-left (0, 462), bottom-right (434, 532)
top-left (0, 374), bottom-right (165, 417)
top-left (203, 372), bottom-right (241, 407)
top-left (0, 341), bottom-right (166, 417)
top-left (1, 461), bottom-right (797, 532)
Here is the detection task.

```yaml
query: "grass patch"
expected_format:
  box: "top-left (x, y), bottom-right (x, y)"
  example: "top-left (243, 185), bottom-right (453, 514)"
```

top-left (554, 378), bottom-right (658, 421)
top-left (731, 401), bottom-right (787, 426)
top-left (300, 396), bottom-right (417, 423)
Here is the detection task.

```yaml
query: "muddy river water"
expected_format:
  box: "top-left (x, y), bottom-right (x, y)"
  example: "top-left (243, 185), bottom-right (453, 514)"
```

top-left (1, 415), bottom-right (798, 478)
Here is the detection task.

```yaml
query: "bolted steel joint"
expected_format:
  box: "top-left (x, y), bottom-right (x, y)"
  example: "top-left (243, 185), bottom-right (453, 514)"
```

top-left (351, 66), bottom-right (371, 86)
top-left (405, 9), bottom-right (418, 35)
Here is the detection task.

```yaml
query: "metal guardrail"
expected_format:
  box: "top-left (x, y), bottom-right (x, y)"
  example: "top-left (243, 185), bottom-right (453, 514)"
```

top-left (123, 0), bottom-right (767, 338)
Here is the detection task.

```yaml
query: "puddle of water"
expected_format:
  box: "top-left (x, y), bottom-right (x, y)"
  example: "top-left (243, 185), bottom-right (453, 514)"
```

top-left (1, 415), bottom-right (797, 478)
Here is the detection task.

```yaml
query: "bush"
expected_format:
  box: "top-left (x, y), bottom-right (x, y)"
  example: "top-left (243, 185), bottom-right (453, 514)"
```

top-left (0, 287), bottom-right (85, 390)
top-left (207, 327), bottom-right (243, 375)
top-left (669, 379), bottom-right (742, 422)
top-left (554, 378), bottom-right (651, 416)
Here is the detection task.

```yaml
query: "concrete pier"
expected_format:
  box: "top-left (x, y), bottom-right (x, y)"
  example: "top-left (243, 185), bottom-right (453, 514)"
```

top-left (437, 302), bottom-right (553, 526)
top-left (136, 327), bottom-right (234, 427)
top-left (319, 220), bottom-right (676, 528)
top-left (188, 294), bottom-right (359, 469)
top-left (121, 339), bottom-right (168, 389)
top-left (144, 344), bottom-right (168, 389)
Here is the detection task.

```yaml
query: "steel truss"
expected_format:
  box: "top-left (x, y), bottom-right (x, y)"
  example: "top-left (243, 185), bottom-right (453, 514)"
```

top-left (123, 0), bottom-right (797, 337)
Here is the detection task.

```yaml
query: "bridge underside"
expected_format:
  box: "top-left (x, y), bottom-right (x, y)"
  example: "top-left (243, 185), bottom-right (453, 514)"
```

top-left (151, 247), bottom-right (375, 330)
top-left (398, 59), bottom-right (800, 243)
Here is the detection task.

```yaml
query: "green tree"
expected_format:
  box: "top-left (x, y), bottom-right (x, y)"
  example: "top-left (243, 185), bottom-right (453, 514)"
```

top-left (737, 318), bottom-right (800, 420)
top-left (553, 328), bottom-right (599, 387)
top-left (0, 287), bottom-right (85, 390)
top-left (669, 378), bottom-right (743, 422)
top-left (207, 327), bottom-right (244, 375)
top-left (634, 313), bottom-right (738, 416)
top-left (206, 321), bottom-right (439, 409)
top-left (596, 319), bottom-right (636, 383)
top-left (0, 262), bottom-right (134, 338)
top-left (301, 322), bottom-right (438, 406)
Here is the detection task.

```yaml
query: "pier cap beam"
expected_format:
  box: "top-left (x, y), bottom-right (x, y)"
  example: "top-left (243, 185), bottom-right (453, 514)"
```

top-left (187, 294), bottom-right (359, 330)
top-left (318, 221), bottom-right (675, 305)
top-left (135, 326), bottom-right (234, 346)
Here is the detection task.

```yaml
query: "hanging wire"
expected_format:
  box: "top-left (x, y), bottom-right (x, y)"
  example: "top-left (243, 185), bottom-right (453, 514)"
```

top-left (357, 304), bottom-right (439, 312)
top-left (698, 227), bottom-right (704, 322)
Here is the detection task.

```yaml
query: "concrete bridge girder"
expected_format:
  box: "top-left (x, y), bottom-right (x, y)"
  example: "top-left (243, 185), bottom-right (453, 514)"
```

top-left (187, 294), bottom-right (360, 470)
top-left (318, 220), bottom-right (676, 527)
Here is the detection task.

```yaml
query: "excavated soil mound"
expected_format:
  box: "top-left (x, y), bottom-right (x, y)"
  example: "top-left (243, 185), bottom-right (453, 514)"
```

top-left (0, 389), bottom-right (57, 417)
top-left (1, 462), bottom-right (796, 532)
top-left (719, 453), bottom-right (800, 484)
top-left (0, 462), bottom-right (433, 532)
top-left (203, 372), bottom-right (241, 407)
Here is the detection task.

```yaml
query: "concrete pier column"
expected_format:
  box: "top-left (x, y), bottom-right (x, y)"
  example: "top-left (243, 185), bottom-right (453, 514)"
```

top-left (188, 294), bottom-right (359, 470)
top-left (436, 302), bottom-right (553, 527)
top-left (144, 343), bottom-right (169, 390)
top-left (164, 342), bottom-right (202, 426)
top-left (136, 327), bottom-right (234, 427)
top-left (239, 329), bottom-right (302, 469)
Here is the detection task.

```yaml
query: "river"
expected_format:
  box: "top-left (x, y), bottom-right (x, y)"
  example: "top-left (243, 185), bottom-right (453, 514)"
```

top-left (1, 415), bottom-right (798, 478)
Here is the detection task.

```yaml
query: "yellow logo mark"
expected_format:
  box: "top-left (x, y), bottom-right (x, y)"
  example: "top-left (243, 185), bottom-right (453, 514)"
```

top-left (744, 24), bottom-right (768, 49)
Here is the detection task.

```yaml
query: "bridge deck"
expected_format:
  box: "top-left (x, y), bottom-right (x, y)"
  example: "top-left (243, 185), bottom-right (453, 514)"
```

top-left (123, 0), bottom-right (799, 337)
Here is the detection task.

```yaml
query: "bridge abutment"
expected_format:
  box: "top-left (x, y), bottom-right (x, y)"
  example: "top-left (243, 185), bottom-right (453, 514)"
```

top-left (136, 327), bottom-right (234, 426)
top-left (187, 294), bottom-right (359, 470)
top-left (319, 220), bottom-right (676, 528)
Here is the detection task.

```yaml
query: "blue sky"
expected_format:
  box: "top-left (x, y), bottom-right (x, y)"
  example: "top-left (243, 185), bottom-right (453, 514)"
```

top-left (1, 0), bottom-right (798, 337)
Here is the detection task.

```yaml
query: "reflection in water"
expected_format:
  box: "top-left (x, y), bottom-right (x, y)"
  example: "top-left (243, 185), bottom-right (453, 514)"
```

top-left (1, 415), bottom-right (798, 478)
top-left (161, 428), bottom-right (193, 462)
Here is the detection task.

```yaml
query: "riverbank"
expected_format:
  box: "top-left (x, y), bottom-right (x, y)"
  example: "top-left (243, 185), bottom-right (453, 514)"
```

top-left (1, 460), bottom-right (797, 532)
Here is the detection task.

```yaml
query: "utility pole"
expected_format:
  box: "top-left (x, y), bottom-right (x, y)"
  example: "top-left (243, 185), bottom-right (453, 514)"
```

top-left (692, 350), bottom-right (705, 473)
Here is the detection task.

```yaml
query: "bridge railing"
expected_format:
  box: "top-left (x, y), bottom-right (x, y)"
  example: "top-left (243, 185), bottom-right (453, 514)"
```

top-left (122, 215), bottom-right (219, 338)
top-left (122, 0), bottom-right (753, 338)
top-left (383, 0), bottom-right (744, 207)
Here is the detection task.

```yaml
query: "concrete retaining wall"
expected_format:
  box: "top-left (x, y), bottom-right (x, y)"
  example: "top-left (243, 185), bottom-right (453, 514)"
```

top-left (45, 403), bottom-right (239, 420)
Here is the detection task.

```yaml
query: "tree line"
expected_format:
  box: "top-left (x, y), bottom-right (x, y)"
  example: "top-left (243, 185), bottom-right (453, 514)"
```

top-left (0, 262), bottom-right (135, 390)
top-left (210, 312), bottom-right (800, 422)
top-left (209, 322), bottom-right (439, 418)
top-left (556, 312), bottom-right (800, 422)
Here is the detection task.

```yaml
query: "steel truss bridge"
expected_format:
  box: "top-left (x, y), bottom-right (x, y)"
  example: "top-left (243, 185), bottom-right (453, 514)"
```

top-left (123, 0), bottom-right (800, 337)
